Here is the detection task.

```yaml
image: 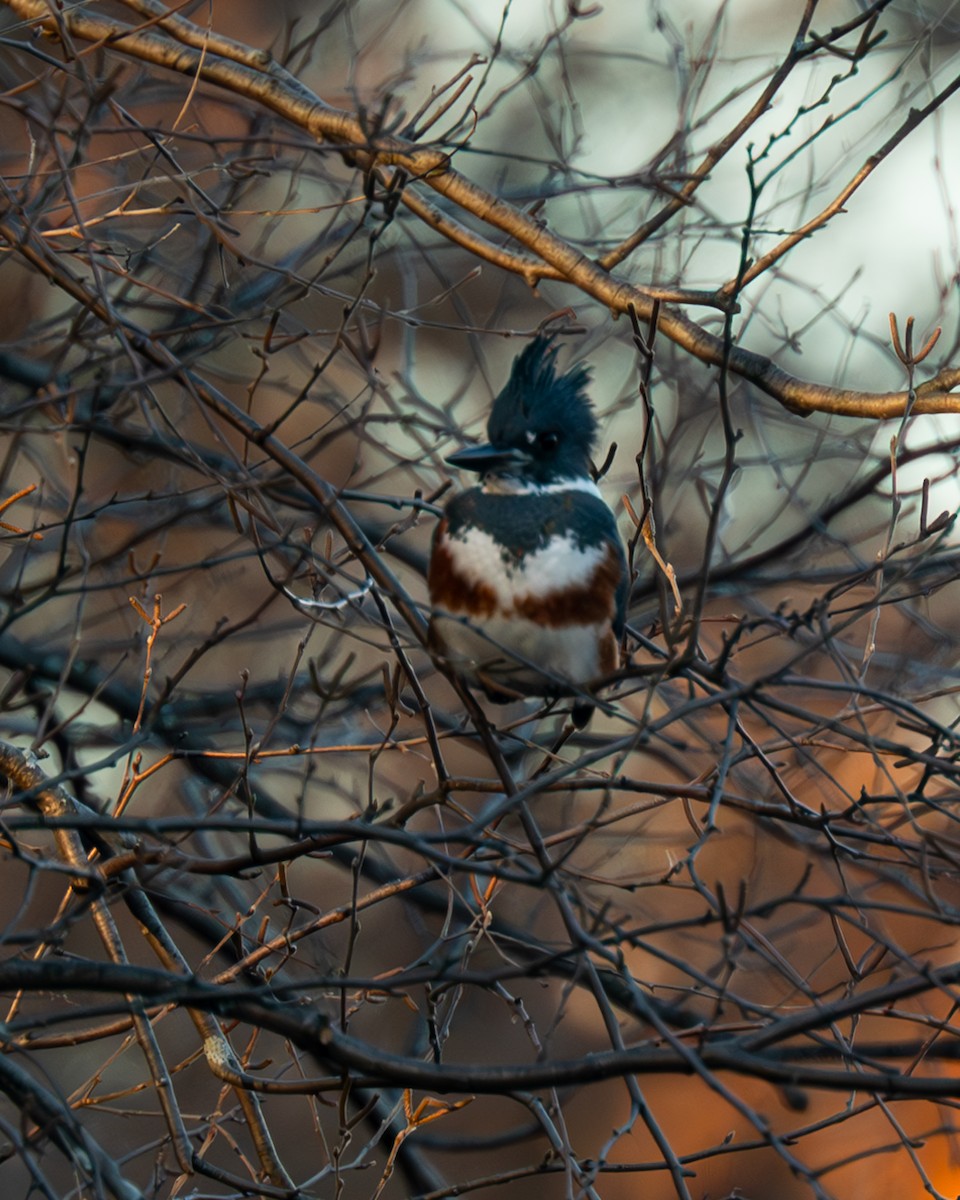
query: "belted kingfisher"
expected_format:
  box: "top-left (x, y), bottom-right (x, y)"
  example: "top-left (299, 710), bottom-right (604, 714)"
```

top-left (428, 335), bottom-right (629, 726)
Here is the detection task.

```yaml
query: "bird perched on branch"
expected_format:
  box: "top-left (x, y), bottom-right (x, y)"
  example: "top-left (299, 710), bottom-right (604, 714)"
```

top-left (428, 335), bottom-right (628, 726)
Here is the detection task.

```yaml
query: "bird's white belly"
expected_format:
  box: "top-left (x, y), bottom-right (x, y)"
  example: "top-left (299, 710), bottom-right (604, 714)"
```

top-left (431, 526), bottom-right (613, 692)
top-left (431, 609), bottom-right (607, 692)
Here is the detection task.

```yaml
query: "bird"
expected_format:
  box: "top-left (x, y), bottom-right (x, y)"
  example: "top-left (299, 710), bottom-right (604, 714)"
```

top-left (428, 334), bottom-right (629, 727)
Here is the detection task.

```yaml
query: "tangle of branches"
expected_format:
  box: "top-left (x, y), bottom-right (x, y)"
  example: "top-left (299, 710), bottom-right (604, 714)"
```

top-left (1, 2), bottom-right (960, 1198)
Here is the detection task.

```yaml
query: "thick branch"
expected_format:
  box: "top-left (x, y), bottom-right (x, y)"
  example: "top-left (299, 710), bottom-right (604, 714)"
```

top-left (2, 0), bottom-right (957, 418)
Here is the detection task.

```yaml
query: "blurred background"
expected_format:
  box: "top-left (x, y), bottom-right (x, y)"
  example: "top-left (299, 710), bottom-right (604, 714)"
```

top-left (2, 1), bottom-right (960, 1197)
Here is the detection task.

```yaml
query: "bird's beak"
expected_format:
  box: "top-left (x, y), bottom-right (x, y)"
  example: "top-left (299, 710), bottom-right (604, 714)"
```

top-left (444, 443), bottom-right (531, 474)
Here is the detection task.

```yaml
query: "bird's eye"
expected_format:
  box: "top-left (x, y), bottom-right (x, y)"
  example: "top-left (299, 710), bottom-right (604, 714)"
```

top-left (537, 430), bottom-right (560, 452)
